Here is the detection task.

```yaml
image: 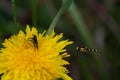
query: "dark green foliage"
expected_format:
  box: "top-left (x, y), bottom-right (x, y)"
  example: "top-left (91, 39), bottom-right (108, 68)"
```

top-left (0, 0), bottom-right (120, 80)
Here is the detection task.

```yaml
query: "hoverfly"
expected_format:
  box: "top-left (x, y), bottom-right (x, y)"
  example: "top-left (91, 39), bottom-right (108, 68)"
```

top-left (30, 35), bottom-right (38, 49)
top-left (76, 46), bottom-right (100, 53)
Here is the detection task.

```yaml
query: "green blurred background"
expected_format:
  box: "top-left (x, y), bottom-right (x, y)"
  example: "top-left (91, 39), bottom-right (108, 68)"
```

top-left (0, 0), bottom-right (120, 80)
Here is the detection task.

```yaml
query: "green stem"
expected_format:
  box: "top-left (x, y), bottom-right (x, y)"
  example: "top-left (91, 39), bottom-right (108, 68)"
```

top-left (45, 0), bottom-right (72, 35)
top-left (11, 0), bottom-right (18, 30)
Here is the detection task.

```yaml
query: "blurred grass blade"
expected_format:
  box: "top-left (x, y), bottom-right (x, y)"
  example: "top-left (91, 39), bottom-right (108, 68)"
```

top-left (46, 0), bottom-right (73, 35)
top-left (31, 0), bottom-right (37, 27)
top-left (69, 2), bottom-right (110, 80)
top-left (62, 0), bottom-right (73, 12)
top-left (69, 2), bottom-right (94, 47)
top-left (11, 0), bottom-right (18, 30)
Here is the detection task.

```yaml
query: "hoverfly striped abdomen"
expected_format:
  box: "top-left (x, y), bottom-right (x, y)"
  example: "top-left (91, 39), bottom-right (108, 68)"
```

top-left (76, 46), bottom-right (100, 53)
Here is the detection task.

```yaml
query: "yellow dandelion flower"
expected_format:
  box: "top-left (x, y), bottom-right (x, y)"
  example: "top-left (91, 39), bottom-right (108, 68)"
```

top-left (0, 25), bottom-right (73, 80)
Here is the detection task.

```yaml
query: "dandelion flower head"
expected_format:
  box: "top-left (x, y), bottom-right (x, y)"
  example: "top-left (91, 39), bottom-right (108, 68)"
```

top-left (0, 25), bottom-right (73, 80)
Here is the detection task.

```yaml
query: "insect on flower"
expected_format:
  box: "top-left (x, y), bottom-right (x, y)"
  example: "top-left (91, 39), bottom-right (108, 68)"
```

top-left (76, 46), bottom-right (100, 53)
top-left (30, 35), bottom-right (38, 49)
top-left (0, 26), bottom-right (73, 80)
